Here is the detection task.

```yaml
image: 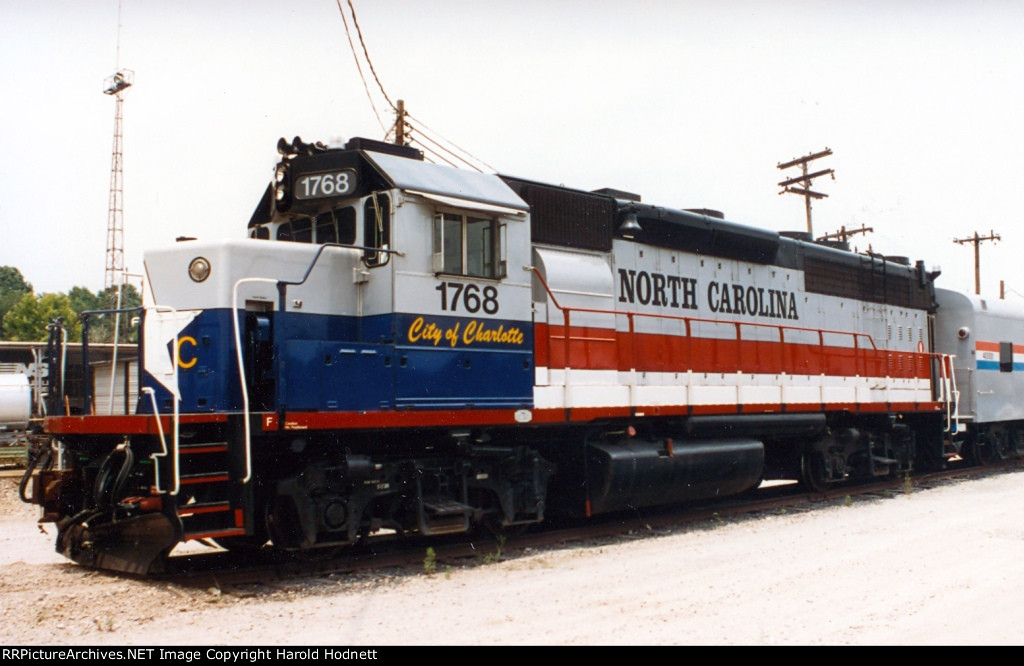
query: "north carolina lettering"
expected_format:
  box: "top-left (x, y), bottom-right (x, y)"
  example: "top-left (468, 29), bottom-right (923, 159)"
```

top-left (618, 269), bottom-right (698, 310)
top-left (707, 281), bottom-right (798, 320)
top-left (617, 269), bottom-right (798, 320)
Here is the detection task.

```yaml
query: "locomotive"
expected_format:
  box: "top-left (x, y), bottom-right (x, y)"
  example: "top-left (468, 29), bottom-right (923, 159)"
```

top-left (24, 136), bottom-right (1021, 574)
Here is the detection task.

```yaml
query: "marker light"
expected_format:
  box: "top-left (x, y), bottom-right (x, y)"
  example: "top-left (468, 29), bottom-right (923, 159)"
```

top-left (188, 257), bottom-right (211, 283)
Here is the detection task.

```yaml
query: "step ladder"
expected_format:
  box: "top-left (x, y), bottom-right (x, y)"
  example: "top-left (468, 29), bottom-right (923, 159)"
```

top-left (173, 440), bottom-right (248, 542)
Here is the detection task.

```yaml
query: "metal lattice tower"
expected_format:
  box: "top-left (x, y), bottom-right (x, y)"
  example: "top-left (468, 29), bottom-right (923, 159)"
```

top-left (103, 69), bottom-right (133, 289)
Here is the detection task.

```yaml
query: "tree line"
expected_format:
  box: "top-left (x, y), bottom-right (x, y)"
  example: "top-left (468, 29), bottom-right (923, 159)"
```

top-left (0, 266), bottom-right (142, 343)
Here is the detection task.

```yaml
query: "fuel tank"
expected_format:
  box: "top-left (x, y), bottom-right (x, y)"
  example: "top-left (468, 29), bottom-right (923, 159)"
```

top-left (585, 437), bottom-right (764, 515)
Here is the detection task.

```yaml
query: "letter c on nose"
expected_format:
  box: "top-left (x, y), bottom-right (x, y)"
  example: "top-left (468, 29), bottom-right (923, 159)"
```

top-left (177, 336), bottom-right (198, 369)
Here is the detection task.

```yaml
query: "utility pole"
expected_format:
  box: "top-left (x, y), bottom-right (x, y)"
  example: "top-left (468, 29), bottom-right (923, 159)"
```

top-left (817, 223), bottom-right (873, 244)
top-left (954, 230), bottom-right (1000, 295)
top-left (778, 148), bottom-right (835, 236)
top-left (392, 99), bottom-right (409, 146)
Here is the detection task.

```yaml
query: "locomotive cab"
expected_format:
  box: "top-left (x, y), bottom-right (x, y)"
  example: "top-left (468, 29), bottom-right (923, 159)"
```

top-left (144, 137), bottom-right (536, 416)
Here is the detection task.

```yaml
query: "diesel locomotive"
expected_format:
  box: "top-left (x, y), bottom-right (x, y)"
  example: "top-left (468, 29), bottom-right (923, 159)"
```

top-left (24, 136), bottom-right (1022, 574)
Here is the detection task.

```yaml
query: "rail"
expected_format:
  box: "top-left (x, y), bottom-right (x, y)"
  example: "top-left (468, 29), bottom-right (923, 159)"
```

top-left (232, 278), bottom-right (279, 485)
top-left (79, 306), bottom-right (144, 415)
top-left (936, 353), bottom-right (960, 433)
top-left (144, 305), bottom-right (182, 496)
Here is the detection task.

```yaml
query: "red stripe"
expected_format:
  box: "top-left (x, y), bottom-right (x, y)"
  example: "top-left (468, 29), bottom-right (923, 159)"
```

top-left (535, 322), bottom-right (931, 380)
top-left (178, 503), bottom-right (230, 516)
top-left (45, 413), bottom-right (227, 435)
top-left (181, 445), bottom-right (228, 454)
top-left (179, 474), bottom-right (229, 485)
top-left (47, 398), bottom-right (945, 435)
top-left (975, 341), bottom-right (1024, 354)
top-left (263, 401), bottom-right (943, 431)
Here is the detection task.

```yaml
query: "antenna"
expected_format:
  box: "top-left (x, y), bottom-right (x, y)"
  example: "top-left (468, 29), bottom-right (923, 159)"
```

top-left (102, 69), bottom-right (133, 290)
top-left (103, 0), bottom-right (132, 290)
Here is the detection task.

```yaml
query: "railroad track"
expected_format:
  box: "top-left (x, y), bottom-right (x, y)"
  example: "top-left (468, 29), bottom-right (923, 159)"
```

top-left (156, 457), bottom-right (1024, 591)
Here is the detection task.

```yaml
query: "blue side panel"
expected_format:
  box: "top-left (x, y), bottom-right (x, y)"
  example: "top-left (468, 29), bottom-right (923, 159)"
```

top-left (280, 339), bottom-right (394, 411)
top-left (141, 309), bottom-right (534, 416)
top-left (140, 309), bottom-right (245, 414)
top-left (395, 347), bottom-right (533, 409)
top-left (393, 313), bottom-right (534, 409)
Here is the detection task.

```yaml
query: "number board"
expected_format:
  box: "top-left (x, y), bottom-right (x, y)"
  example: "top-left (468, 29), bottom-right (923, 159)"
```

top-left (294, 169), bottom-right (358, 200)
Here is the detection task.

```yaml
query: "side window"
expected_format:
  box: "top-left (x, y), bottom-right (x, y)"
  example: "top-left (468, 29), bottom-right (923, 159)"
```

top-left (314, 212), bottom-right (337, 244)
top-left (363, 193), bottom-right (391, 267)
top-left (1000, 341), bottom-right (1014, 373)
top-left (336, 206), bottom-right (356, 245)
top-left (314, 207), bottom-right (357, 245)
top-left (433, 212), bottom-right (506, 279)
top-left (292, 218), bottom-right (312, 243)
top-left (276, 219), bottom-right (312, 243)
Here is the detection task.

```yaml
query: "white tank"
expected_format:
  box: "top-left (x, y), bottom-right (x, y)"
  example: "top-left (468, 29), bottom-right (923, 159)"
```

top-left (0, 374), bottom-right (31, 430)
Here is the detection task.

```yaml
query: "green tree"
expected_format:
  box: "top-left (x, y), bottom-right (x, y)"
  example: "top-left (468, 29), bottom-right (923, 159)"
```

top-left (0, 266), bottom-right (33, 338)
top-left (67, 285), bottom-right (101, 315)
top-left (2, 292), bottom-right (81, 342)
top-left (81, 283), bottom-right (143, 343)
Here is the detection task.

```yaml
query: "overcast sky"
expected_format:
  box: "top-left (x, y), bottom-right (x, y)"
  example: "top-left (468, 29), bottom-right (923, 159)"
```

top-left (2, 0), bottom-right (1022, 300)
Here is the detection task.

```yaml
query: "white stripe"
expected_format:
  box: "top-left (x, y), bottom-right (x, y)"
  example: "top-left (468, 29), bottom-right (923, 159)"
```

top-left (534, 367), bottom-right (932, 410)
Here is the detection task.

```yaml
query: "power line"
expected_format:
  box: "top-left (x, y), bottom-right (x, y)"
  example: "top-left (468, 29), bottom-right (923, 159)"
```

top-left (335, 0), bottom-right (387, 134)
top-left (407, 113), bottom-right (495, 172)
top-left (334, 1), bottom-right (495, 173)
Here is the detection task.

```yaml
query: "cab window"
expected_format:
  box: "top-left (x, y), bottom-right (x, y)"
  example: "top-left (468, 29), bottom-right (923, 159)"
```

top-left (276, 218), bottom-right (312, 243)
top-left (363, 194), bottom-right (391, 267)
top-left (433, 212), bottom-right (505, 279)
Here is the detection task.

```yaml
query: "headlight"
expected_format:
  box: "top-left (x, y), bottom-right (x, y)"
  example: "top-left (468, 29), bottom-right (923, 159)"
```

top-left (188, 257), bottom-right (211, 282)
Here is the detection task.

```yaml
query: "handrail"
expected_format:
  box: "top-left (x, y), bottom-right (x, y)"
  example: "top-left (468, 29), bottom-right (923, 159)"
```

top-left (79, 306), bottom-right (144, 415)
top-left (232, 278), bottom-right (279, 484)
top-left (526, 265), bottom-right (881, 354)
top-left (232, 243), bottom-right (387, 484)
top-left (939, 353), bottom-right (961, 433)
top-left (144, 305), bottom-right (181, 496)
top-left (141, 387), bottom-right (171, 494)
top-left (526, 266), bottom-right (945, 400)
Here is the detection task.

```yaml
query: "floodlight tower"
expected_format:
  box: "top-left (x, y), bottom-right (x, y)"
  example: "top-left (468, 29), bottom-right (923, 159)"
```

top-left (103, 69), bottom-right (133, 289)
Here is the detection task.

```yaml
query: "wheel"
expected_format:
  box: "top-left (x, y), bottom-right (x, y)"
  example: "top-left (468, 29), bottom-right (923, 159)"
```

top-left (968, 433), bottom-right (998, 467)
top-left (800, 450), bottom-right (830, 493)
top-left (266, 496), bottom-right (305, 549)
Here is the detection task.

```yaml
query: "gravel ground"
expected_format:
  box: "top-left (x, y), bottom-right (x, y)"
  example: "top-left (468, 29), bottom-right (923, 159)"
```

top-left (2, 468), bottom-right (1024, 646)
